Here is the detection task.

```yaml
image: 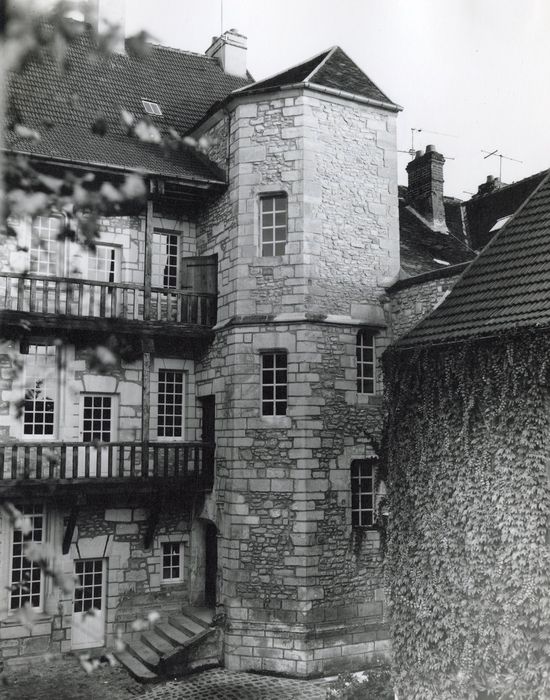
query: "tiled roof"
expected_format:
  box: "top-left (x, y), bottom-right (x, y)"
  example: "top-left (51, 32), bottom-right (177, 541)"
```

top-left (237, 46), bottom-right (397, 107)
top-left (464, 170), bottom-right (548, 249)
top-left (397, 172), bottom-right (550, 347)
top-left (399, 204), bottom-right (474, 277)
top-left (6, 29), bottom-right (251, 181)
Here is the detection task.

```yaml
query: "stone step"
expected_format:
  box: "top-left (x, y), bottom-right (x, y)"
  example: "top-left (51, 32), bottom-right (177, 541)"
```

top-left (181, 606), bottom-right (214, 627)
top-left (114, 649), bottom-right (158, 683)
top-left (155, 621), bottom-right (192, 646)
top-left (141, 630), bottom-right (176, 657)
top-left (169, 613), bottom-right (208, 637)
top-left (126, 638), bottom-right (161, 670)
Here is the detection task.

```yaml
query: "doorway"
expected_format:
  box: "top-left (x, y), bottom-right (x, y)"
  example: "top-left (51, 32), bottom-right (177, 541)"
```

top-left (204, 523), bottom-right (218, 608)
top-left (71, 558), bottom-right (106, 650)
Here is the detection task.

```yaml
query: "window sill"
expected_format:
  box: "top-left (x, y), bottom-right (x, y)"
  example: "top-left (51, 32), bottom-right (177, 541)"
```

top-left (258, 415), bottom-right (292, 429)
top-left (355, 394), bottom-right (383, 406)
top-left (1, 612), bottom-right (52, 627)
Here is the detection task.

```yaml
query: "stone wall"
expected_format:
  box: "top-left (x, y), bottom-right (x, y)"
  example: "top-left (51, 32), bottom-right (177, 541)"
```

top-left (389, 269), bottom-right (464, 340)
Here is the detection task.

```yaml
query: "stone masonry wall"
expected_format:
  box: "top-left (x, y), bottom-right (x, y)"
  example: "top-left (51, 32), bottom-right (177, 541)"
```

top-left (390, 272), bottom-right (463, 340)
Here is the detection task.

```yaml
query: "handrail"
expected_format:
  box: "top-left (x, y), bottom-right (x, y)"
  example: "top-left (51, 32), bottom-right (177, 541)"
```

top-left (0, 270), bottom-right (143, 291)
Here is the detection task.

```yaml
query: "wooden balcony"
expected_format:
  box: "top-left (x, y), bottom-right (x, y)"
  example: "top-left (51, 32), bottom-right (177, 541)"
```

top-left (0, 272), bottom-right (217, 329)
top-left (0, 440), bottom-right (215, 497)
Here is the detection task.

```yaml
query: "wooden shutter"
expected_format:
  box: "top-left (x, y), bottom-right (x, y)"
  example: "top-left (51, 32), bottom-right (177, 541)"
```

top-left (181, 255), bottom-right (217, 294)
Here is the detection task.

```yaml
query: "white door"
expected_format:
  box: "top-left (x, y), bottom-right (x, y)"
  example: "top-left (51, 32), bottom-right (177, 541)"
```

top-left (71, 558), bottom-right (106, 650)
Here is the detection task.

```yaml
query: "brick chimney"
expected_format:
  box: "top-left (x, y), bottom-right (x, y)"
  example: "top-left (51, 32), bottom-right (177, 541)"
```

top-left (89, 0), bottom-right (126, 54)
top-left (474, 175), bottom-right (505, 198)
top-left (206, 29), bottom-right (247, 78)
top-left (406, 144), bottom-right (447, 232)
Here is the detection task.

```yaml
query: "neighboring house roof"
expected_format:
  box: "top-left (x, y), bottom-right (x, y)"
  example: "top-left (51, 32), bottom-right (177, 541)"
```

top-left (236, 46), bottom-right (398, 108)
top-left (397, 172), bottom-right (550, 347)
top-left (464, 169), bottom-right (549, 250)
top-left (399, 203), bottom-right (474, 277)
top-left (6, 29), bottom-right (251, 182)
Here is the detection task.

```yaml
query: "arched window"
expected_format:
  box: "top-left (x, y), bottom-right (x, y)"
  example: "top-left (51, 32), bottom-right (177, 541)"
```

top-left (356, 329), bottom-right (375, 394)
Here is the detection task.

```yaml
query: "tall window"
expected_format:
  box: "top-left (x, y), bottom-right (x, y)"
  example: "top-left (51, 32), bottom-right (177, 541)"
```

top-left (161, 542), bottom-right (183, 582)
top-left (86, 244), bottom-right (118, 283)
top-left (23, 344), bottom-right (57, 436)
top-left (82, 395), bottom-right (113, 442)
top-left (261, 352), bottom-right (287, 416)
top-left (351, 459), bottom-right (376, 528)
top-left (10, 505), bottom-right (44, 610)
top-left (30, 216), bottom-right (62, 276)
top-left (74, 559), bottom-right (104, 613)
top-left (157, 370), bottom-right (184, 438)
top-left (356, 330), bottom-right (375, 395)
top-left (261, 195), bottom-right (287, 256)
top-left (152, 232), bottom-right (179, 288)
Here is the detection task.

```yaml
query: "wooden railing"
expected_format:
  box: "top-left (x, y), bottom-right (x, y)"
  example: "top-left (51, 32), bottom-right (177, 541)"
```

top-left (0, 272), bottom-right (217, 327)
top-left (0, 441), bottom-right (215, 486)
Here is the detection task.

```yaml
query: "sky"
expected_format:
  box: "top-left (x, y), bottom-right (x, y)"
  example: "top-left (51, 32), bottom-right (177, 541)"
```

top-left (124, 0), bottom-right (550, 199)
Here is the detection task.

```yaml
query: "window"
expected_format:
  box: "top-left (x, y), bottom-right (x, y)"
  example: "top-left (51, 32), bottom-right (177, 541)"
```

top-left (161, 542), bottom-right (183, 582)
top-left (261, 352), bottom-right (287, 416)
top-left (74, 559), bottom-right (103, 613)
top-left (261, 195), bottom-right (287, 256)
top-left (30, 216), bottom-right (62, 276)
top-left (23, 344), bottom-right (57, 436)
top-left (152, 232), bottom-right (179, 289)
top-left (351, 459), bottom-right (376, 528)
top-left (142, 99), bottom-right (162, 116)
top-left (82, 395), bottom-right (113, 442)
top-left (157, 370), bottom-right (184, 438)
top-left (10, 505), bottom-right (44, 610)
top-left (356, 330), bottom-right (375, 395)
top-left (86, 244), bottom-right (118, 283)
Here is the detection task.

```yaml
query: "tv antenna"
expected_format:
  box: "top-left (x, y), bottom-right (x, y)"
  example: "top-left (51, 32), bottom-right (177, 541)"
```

top-left (398, 127), bottom-right (457, 160)
top-left (482, 149), bottom-right (523, 180)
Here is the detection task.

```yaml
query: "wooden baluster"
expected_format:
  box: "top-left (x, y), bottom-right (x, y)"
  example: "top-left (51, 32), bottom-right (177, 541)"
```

top-left (122, 288), bottom-right (128, 318)
top-left (99, 285), bottom-right (106, 317)
top-left (153, 445), bottom-right (159, 477)
top-left (60, 444), bottom-right (66, 479)
top-left (77, 282), bottom-right (83, 316)
top-left (84, 445), bottom-right (90, 478)
top-left (30, 278), bottom-right (36, 312)
top-left (174, 446), bottom-right (180, 478)
top-left (17, 277), bottom-right (24, 311)
top-left (96, 446), bottom-right (102, 477)
top-left (55, 278), bottom-right (61, 314)
top-left (130, 444), bottom-right (136, 477)
top-left (0, 445), bottom-right (4, 479)
top-left (23, 445), bottom-right (30, 479)
top-left (71, 445), bottom-right (77, 479)
top-left (164, 446), bottom-right (169, 478)
top-left (108, 445), bottom-right (113, 478)
top-left (3, 277), bottom-right (10, 310)
top-left (119, 445), bottom-right (124, 477)
top-left (183, 445), bottom-right (189, 478)
top-left (110, 288), bottom-right (117, 317)
top-left (11, 446), bottom-right (17, 480)
top-left (88, 283), bottom-right (95, 316)
top-left (36, 445), bottom-right (42, 479)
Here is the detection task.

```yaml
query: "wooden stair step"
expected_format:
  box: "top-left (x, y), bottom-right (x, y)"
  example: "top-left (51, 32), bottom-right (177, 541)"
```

top-left (141, 630), bottom-right (176, 656)
top-left (115, 649), bottom-right (158, 683)
top-left (155, 621), bottom-right (192, 646)
top-left (181, 606), bottom-right (213, 627)
top-left (126, 639), bottom-right (161, 669)
top-left (170, 613), bottom-right (208, 636)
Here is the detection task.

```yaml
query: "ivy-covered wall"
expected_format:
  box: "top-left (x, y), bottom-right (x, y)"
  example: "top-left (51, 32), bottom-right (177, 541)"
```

top-left (383, 332), bottom-right (550, 699)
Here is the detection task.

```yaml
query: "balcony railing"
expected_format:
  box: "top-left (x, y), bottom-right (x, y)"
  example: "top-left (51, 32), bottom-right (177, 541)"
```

top-left (0, 273), bottom-right (217, 326)
top-left (0, 441), bottom-right (215, 487)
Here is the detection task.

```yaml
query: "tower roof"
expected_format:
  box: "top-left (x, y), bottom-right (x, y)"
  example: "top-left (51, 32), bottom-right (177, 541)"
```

top-left (235, 46), bottom-right (398, 109)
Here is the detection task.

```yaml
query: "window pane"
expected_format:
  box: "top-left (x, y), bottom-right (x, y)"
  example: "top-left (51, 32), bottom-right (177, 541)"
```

top-left (261, 195), bottom-right (287, 256)
top-left (157, 370), bottom-right (184, 438)
top-left (356, 331), bottom-right (375, 395)
top-left (10, 505), bottom-right (44, 610)
top-left (261, 353), bottom-right (287, 416)
top-left (350, 460), bottom-right (377, 530)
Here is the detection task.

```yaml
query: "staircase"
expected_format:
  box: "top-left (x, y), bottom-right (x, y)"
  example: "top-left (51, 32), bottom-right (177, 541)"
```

top-left (115, 607), bottom-right (219, 683)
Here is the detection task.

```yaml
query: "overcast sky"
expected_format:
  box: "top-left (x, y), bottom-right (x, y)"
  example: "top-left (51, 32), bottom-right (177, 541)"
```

top-left (126, 0), bottom-right (550, 199)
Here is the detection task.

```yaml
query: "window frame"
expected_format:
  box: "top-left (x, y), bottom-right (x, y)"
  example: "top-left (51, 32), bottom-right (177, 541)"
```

top-left (22, 343), bottom-right (58, 440)
top-left (160, 541), bottom-right (183, 584)
top-left (351, 459), bottom-right (378, 529)
top-left (156, 368), bottom-right (185, 440)
top-left (29, 215), bottom-right (65, 277)
top-left (9, 504), bottom-right (45, 612)
top-left (260, 193), bottom-right (288, 257)
top-left (152, 230), bottom-right (180, 290)
top-left (84, 243), bottom-right (121, 286)
top-left (261, 351), bottom-right (288, 417)
top-left (80, 393), bottom-right (119, 443)
top-left (356, 329), bottom-right (376, 396)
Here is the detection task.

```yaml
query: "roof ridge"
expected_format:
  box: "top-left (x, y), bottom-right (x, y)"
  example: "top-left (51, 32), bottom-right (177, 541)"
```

top-left (304, 46), bottom-right (337, 82)
top-left (149, 42), bottom-right (218, 60)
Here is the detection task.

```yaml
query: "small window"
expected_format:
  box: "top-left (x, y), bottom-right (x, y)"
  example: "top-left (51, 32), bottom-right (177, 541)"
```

top-left (261, 194), bottom-right (288, 256)
top-left (82, 395), bottom-right (113, 442)
top-left (262, 352), bottom-right (287, 416)
top-left (351, 459), bottom-right (376, 528)
top-left (161, 542), bottom-right (183, 582)
top-left (10, 504), bottom-right (44, 610)
top-left (142, 99), bottom-right (162, 116)
top-left (23, 344), bottom-right (57, 436)
top-left (356, 330), bottom-right (375, 395)
top-left (157, 369), bottom-right (184, 438)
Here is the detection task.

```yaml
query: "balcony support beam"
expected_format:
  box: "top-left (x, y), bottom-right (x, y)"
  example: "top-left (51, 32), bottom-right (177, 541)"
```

top-left (144, 197), bottom-right (154, 321)
top-left (62, 503), bottom-right (79, 555)
top-left (144, 492), bottom-right (162, 549)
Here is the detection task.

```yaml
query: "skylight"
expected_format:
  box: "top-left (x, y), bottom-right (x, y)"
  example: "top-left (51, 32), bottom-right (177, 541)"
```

top-left (489, 215), bottom-right (512, 233)
top-left (142, 100), bottom-right (162, 116)
top-left (433, 258), bottom-right (450, 266)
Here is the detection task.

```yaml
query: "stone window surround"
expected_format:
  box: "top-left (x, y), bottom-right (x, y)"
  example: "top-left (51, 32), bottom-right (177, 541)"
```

top-left (156, 533), bottom-right (188, 587)
top-left (259, 193), bottom-right (288, 257)
top-left (253, 185), bottom-right (292, 259)
top-left (356, 329), bottom-right (376, 396)
top-left (351, 458), bottom-right (377, 529)
top-left (160, 541), bottom-right (184, 583)
top-left (260, 351), bottom-right (288, 417)
top-left (252, 332), bottom-right (295, 428)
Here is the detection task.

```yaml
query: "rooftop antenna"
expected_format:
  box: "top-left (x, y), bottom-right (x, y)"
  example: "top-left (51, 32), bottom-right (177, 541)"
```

top-left (398, 127), bottom-right (457, 159)
top-left (482, 149), bottom-right (523, 180)
top-left (220, 0), bottom-right (223, 35)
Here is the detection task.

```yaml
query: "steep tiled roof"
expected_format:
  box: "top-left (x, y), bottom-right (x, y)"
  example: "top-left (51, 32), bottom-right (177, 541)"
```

top-left (399, 204), bottom-right (474, 277)
top-left (465, 170), bottom-right (548, 249)
top-left (6, 29), bottom-right (251, 181)
top-left (237, 46), bottom-right (397, 107)
top-left (398, 172), bottom-right (550, 347)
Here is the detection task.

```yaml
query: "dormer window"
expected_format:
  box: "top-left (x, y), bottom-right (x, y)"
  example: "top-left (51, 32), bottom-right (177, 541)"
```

top-left (142, 100), bottom-right (162, 116)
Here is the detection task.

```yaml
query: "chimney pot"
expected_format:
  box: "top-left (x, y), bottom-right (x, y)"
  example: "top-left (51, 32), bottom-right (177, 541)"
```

top-left (415, 150), bottom-right (424, 159)
top-left (426, 144), bottom-right (436, 153)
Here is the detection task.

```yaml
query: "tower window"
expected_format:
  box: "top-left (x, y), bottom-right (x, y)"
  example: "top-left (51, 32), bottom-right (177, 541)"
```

top-left (261, 352), bottom-right (287, 416)
top-left (351, 459), bottom-right (376, 528)
top-left (356, 330), bottom-right (375, 395)
top-left (260, 194), bottom-right (288, 256)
